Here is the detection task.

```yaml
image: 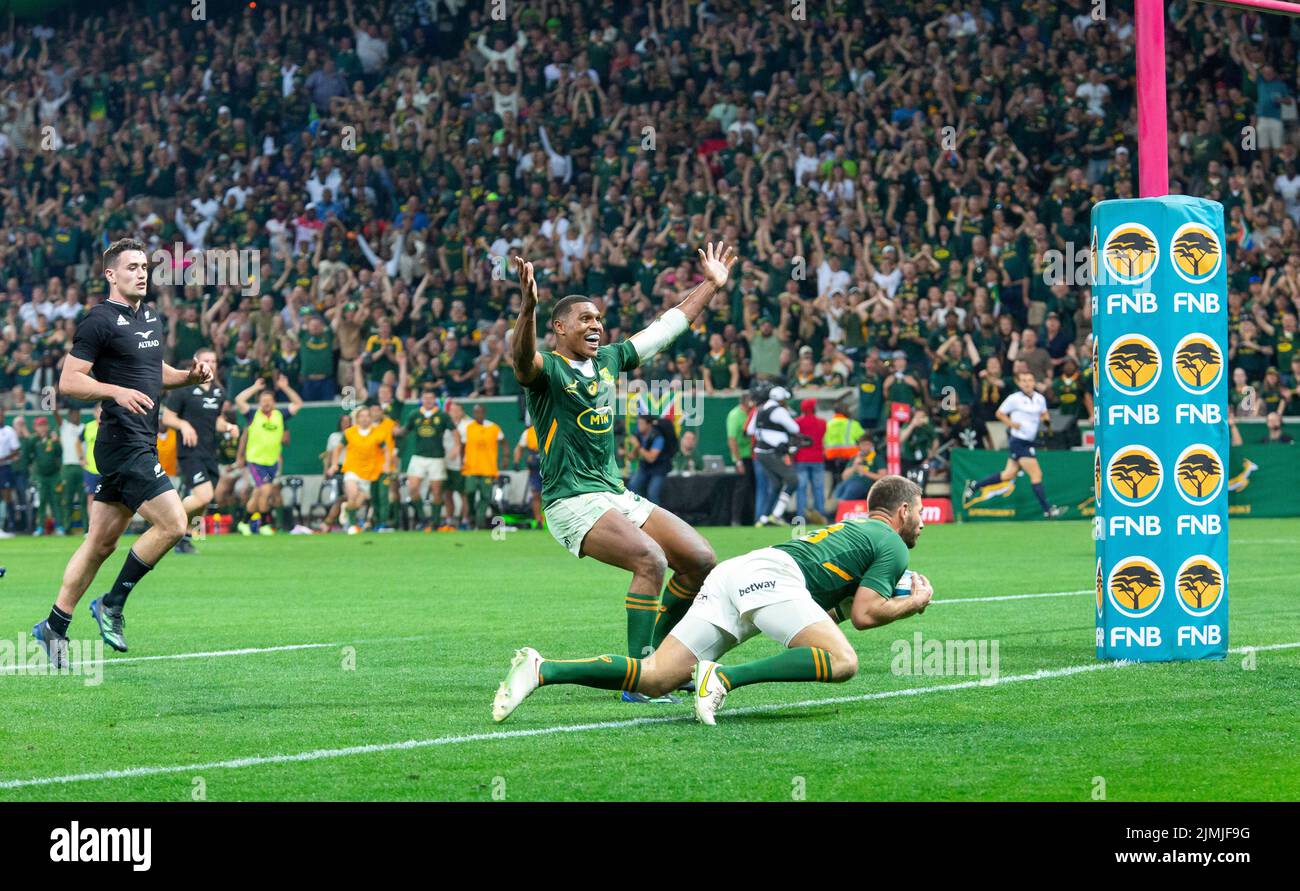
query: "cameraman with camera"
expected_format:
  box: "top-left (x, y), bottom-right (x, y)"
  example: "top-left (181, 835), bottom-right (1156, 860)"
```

top-left (747, 385), bottom-right (808, 527)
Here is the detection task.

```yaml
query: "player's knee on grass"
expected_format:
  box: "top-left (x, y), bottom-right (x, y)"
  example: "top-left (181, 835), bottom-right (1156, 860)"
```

top-left (828, 644), bottom-right (858, 682)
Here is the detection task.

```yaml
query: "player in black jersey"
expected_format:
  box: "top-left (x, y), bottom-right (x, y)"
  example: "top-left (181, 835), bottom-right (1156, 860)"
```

top-left (32, 239), bottom-right (214, 666)
top-left (162, 346), bottom-right (233, 554)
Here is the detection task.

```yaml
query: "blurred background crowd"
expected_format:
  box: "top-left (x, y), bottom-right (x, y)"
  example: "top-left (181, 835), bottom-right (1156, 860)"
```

top-left (1, 0), bottom-right (1299, 534)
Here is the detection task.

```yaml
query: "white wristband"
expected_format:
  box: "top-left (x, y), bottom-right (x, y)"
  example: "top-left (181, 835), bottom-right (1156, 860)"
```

top-left (630, 307), bottom-right (689, 362)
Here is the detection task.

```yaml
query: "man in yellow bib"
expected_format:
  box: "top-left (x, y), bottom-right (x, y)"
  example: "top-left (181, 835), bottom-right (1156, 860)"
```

top-left (235, 374), bottom-right (303, 533)
top-left (81, 404), bottom-right (100, 524)
top-left (461, 403), bottom-right (505, 529)
top-left (327, 403), bottom-right (396, 533)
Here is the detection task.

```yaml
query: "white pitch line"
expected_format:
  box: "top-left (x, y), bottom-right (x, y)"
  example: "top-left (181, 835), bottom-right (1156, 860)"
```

top-left (2, 641), bottom-right (1296, 792)
top-left (0, 635), bottom-right (427, 675)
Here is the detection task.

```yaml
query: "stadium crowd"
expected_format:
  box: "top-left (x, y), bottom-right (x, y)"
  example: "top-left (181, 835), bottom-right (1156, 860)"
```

top-left (1, 0), bottom-right (1299, 534)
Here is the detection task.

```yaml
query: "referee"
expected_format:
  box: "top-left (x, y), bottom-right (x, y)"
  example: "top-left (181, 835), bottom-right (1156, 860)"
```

top-left (162, 346), bottom-right (232, 553)
top-left (963, 370), bottom-right (1063, 518)
top-left (33, 239), bottom-right (214, 665)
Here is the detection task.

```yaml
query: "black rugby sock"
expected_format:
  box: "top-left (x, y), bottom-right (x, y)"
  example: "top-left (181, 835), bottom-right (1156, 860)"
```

top-left (102, 550), bottom-right (153, 610)
top-left (46, 605), bottom-right (72, 637)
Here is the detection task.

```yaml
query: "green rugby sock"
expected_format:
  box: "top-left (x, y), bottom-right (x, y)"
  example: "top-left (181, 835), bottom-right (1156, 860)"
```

top-left (715, 647), bottom-right (834, 691)
top-left (652, 576), bottom-right (697, 649)
top-left (539, 655), bottom-right (641, 691)
top-left (626, 593), bottom-right (660, 658)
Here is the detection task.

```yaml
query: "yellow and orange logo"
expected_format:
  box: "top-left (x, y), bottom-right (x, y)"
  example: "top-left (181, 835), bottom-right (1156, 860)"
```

top-left (1173, 333), bottom-right (1223, 395)
top-left (1105, 334), bottom-right (1161, 395)
top-left (1102, 223), bottom-right (1159, 284)
top-left (1174, 444), bottom-right (1223, 506)
top-left (1108, 556), bottom-right (1164, 619)
top-left (1107, 444), bottom-right (1163, 508)
top-left (1095, 558), bottom-right (1104, 618)
top-left (1090, 227), bottom-right (1098, 286)
top-left (1170, 222), bottom-right (1222, 284)
top-left (1094, 448), bottom-right (1101, 507)
top-left (1175, 555), bottom-right (1224, 617)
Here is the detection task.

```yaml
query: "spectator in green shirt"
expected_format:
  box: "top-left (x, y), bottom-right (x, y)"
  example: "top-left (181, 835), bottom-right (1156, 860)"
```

top-left (831, 432), bottom-right (885, 503)
top-left (747, 316), bottom-right (785, 380)
top-left (725, 392), bottom-right (755, 525)
top-left (28, 416), bottom-right (65, 534)
top-left (672, 430), bottom-right (701, 472)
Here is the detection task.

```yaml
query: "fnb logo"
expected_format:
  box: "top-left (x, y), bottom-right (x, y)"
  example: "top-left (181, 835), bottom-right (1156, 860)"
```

top-left (1108, 556), bottom-right (1164, 619)
top-left (1101, 223), bottom-right (1159, 284)
top-left (1175, 555), bottom-right (1224, 617)
top-left (1089, 227), bottom-right (1098, 285)
top-left (1105, 334), bottom-right (1161, 395)
top-left (1170, 222), bottom-right (1222, 284)
top-left (1107, 444), bottom-right (1163, 507)
top-left (1091, 336), bottom-right (1100, 397)
top-left (1174, 444), bottom-right (1223, 506)
top-left (1173, 333), bottom-right (1223, 395)
top-left (1093, 448), bottom-right (1101, 508)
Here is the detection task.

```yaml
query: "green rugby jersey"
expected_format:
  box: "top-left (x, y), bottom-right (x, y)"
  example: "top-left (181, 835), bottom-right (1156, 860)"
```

top-left (525, 341), bottom-right (639, 506)
top-left (404, 405), bottom-right (453, 458)
top-left (773, 517), bottom-right (909, 610)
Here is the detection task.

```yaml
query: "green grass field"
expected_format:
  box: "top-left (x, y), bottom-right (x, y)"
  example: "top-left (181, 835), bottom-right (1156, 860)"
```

top-left (0, 519), bottom-right (1297, 801)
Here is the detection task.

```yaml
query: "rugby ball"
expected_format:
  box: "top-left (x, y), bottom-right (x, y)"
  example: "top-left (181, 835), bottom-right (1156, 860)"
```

top-left (894, 570), bottom-right (915, 598)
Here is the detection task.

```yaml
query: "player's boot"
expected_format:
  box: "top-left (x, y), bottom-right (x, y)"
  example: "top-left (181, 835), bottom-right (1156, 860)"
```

top-left (31, 620), bottom-right (69, 670)
top-left (1043, 506), bottom-right (1064, 519)
top-left (692, 660), bottom-right (728, 726)
top-left (963, 480), bottom-right (978, 503)
top-left (621, 691), bottom-right (679, 704)
top-left (492, 646), bottom-right (543, 722)
top-left (173, 535), bottom-right (197, 554)
top-left (88, 598), bottom-right (128, 653)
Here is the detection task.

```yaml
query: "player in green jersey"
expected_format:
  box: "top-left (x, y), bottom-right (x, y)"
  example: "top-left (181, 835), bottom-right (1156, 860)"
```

top-left (394, 384), bottom-right (454, 530)
top-left (509, 243), bottom-right (738, 701)
top-left (493, 475), bottom-right (934, 725)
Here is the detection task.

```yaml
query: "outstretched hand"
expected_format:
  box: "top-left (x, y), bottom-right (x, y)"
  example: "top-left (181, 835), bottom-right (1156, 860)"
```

top-left (513, 255), bottom-right (538, 310)
top-left (698, 241), bottom-right (739, 289)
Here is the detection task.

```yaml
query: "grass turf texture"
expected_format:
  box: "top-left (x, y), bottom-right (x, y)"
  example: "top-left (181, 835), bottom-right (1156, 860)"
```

top-left (0, 519), bottom-right (1296, 802)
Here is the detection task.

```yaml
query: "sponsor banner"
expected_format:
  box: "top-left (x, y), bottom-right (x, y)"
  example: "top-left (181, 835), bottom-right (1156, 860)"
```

top-left (952, 445), bottom-right (1294, 520)
top-left (885, 402), bottom-right (910, 476)
top-left (1092, 196), bottom-right (1228, 662)
top-left (952, 450), bottom-right (1095, 520)
top-left (836, 497), bottom-right (953, 524)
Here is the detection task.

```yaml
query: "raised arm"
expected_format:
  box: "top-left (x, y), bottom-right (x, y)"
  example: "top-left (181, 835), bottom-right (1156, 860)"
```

top-left (510, 255), bottom-right (545, 387)
top-left (627, 241), bottom-right (737, 362)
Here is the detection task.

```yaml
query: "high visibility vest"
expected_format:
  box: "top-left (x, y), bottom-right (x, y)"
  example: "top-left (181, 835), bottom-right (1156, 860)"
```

top-left (823, 414), bottom-right (863, 460)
